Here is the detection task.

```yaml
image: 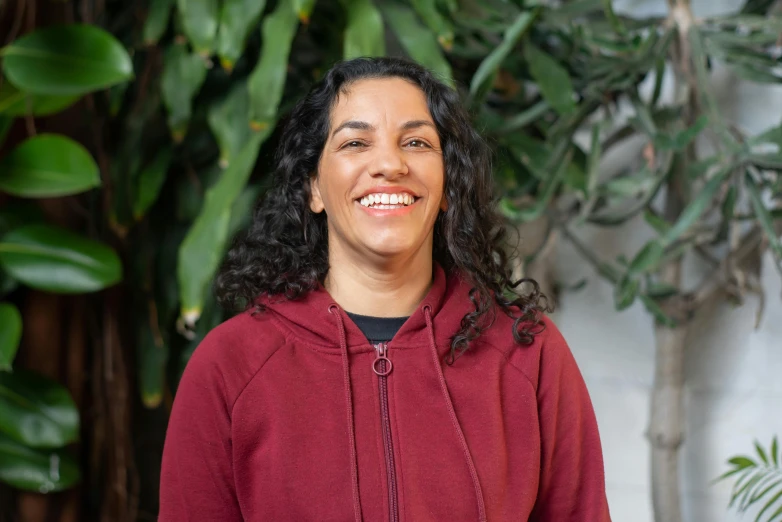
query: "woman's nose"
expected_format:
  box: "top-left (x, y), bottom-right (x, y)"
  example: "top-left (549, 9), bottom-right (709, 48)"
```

top-left (368, 143), bottom-right (408, 179)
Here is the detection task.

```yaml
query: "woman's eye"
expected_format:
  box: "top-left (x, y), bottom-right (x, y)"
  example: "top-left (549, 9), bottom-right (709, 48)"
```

top-left (344, 140), bottom-right (364, 148)
top-left (407, 140), bottom-right (429, 148)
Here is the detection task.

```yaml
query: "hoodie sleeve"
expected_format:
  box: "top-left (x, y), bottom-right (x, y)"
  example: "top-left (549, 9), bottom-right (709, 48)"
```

top-left (529, 322), bottom-right (612, 522)
top-left (158, 336), bottom-right (243, 522)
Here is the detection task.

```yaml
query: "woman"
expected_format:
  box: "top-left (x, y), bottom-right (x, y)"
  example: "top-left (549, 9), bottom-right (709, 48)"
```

top-left (159, 57), bottom-right (611, 522)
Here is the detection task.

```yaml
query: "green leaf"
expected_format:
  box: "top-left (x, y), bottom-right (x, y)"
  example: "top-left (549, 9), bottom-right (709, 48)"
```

top-left (177, 0), bottom-right (219, 55)
top-left (755, 440), bottom-right (770, 465)
top-left (654, 115), bottom-right (709, 151)
top-left (745, 172), bottom-right (782, 268)
top-left (772, 436), bottom-right (779, 466)
top-left (0, 134), bottom-right (100, 198)
top-left (208, 83), bottom-right (252, 168)
top-left (133, 147), bottom-right (172, 220)
top-left (248, 0), bottom-right (299, 130)
top-left (292, 0), bottom-right (317, 22)
top-left (0, 369), bottom-right (79, 448)
top-left (629, 241), bottom-right (664, 274)
top-left (227, 184), bottom-right (263, 238)
top-left (640, 294), bottom-right (677, 327)
top-left (382, 3), bottom-right (453, 85)
top-left (662, 165), bottom-right (732, 246)
top-left (524, 42), bottom-right (576, 116)
top-left (178, 130), bottom-right (267, 326)
top-left (0, 80), bottom-right (78, 116)
top-left (646, 282), bottom-right (678, 299)
top-left (0, 431), bottom-right (80, 493)
top-left (614, 275), bottom-right (639, 310)
top-left (643, 210), bottom-right (670, 235)
top-left (498, 100), bottom-right (549, 134)
top-left (469, 10), bottom-right (536, 101)
top-left (342, 0), bottom-right (385, 59)
top-left (410, 0), bottom-right (454, 49)
top-left (216, 0), bottom-right (267, 71)
top-left (0, 224), bottom-right (122, 293)
top-left (503, 145), bottom-right (572, 222)
top-left (142, 0), bottom-right (176, 45)
top-left (1, 25), bottom-right (133, 96)
top-left (730, 456), bottom-right (757, 469)
top-left (161, 42), bottom-right (208, 142)
top-left (137, 314), bottom-right (168, 409)
top-left (0, 303), bottom-right (21, 371)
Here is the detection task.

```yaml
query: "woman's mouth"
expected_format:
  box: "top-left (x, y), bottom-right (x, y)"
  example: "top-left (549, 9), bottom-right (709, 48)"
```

top-left (358, 192), bottom-right (418, 210)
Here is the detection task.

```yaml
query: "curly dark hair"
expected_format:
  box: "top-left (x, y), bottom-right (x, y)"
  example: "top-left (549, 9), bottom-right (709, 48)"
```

top-left (215, 56), bottom-right (549, 363)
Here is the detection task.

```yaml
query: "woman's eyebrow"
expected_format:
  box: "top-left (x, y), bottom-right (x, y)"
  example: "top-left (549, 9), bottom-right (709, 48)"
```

top-left (401, 119), bottom-right (436, 131)
top-left (331, 120), bottom-right (374, 139)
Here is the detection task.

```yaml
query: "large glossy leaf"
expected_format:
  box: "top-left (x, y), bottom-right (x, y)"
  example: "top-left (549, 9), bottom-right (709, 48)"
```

top-left (0, 80), bottom-right (78, 116)
top-left (208, 83), bottom-right (252, 168)
top-left (342, 0), bottom-right (385, 59)
top-left (0, 224), bottom-right (122, 293)
top-left (137, 314), bottom-right (168, 409)
top-left (1, 25), bottom-right (133, 96)
top-left (133, 147), bottom-right (172, 220)
top-left (382, 3), bottom-right (453, 85)
top-left (410, 0), bottom-right (454, 49)
top-left (216, 0), bottom-right (267, 71)
top-left (161, 42), bottom-right (208, 141)
top-left (0, 134), bottom-right (100, 198)
top-left (177, 0), bottom-right (219, 55)
top-left (248, 0), bottom-right (299, 130)
top-left (0, 431), bottom-right (80, 492)
top-left (227, 184), bottom-right (263, 238)
top-left (0, 303), bottom-right (21, 371)
top-left (524, 42), bottom-right (576, 116)
top-left (142, 0), bottom-right (176, 45)
top-left (178, 131), bottom-right (267, 326)
top-left (292, 0), bottom-right (317, 22)
top-left (469, 9), bottom-right (537, 101)
top-left (0, 369), bottom-right (79, 448)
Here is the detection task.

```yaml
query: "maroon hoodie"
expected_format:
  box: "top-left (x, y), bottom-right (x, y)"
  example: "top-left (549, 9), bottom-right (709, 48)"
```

top-left (159, 265), bottom-right (611, 521)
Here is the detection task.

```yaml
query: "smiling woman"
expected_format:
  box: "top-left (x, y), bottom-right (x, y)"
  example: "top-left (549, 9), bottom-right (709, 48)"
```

top-left (159, 57), bottom-right (612, 522)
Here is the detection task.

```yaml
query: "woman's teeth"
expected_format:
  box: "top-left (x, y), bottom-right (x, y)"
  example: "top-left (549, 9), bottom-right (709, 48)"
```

top-left (359, 193), bottom-right (415, 208)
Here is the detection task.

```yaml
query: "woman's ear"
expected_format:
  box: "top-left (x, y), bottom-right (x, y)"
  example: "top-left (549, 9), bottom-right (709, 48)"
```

top-left (439, 193), bottom-right (448, 212)
top-left (309, 175), bottom-right (325, 213)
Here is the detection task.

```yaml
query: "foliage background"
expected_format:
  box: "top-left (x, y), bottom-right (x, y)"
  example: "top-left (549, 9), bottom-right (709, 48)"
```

top-left (0, 0), bottom-right (780, 520)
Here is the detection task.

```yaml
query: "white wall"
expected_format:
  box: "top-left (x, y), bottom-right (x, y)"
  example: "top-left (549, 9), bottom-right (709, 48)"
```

top-left (554, 1), bottom-right (782, 520)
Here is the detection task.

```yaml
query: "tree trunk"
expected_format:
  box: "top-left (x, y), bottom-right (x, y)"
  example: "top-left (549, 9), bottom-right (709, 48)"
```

top-left (649, 260), bottom-right (687, 522)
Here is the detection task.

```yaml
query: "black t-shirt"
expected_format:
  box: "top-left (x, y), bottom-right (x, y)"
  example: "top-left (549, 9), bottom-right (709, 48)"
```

top-left (345, 312), bottom-right (408, 344)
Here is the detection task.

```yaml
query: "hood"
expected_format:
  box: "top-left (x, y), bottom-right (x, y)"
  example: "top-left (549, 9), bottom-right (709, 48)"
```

top-left (258, 263), bottom-right (475, 353)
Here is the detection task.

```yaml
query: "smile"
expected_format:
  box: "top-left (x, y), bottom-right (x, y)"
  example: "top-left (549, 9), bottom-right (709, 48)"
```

top-left (358, 192), bottom-right (417, 209)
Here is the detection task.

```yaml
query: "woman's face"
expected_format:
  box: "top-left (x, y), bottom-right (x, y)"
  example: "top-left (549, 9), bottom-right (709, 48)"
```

top-left (311, 77), bottom-right (446, 264)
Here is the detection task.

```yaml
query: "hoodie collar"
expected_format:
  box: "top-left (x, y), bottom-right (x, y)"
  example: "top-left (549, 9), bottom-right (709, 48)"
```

top-left (259, 263), bottom-right (470, 353)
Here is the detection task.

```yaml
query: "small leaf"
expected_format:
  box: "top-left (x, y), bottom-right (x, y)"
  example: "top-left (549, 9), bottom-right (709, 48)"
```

top-left (133, 147), bottom-right (172, 220)
top-left (143, 0), bottom-right (176, 45)
top-left (614, 275), bottom-right (639, 310)
top-left (0, 369), bottom-right (79, 448)
top-left (382, 3), bottom-right (453, 85)
top-left (470, 9), bottom-right (536, 101)
top-left (178, 131), bottom-right (267, 326)
top-left (0, 80), bottom-right (78, 116)
top-left (643, 210), bottom-right (670, 235)
top-left (629, 241), bottom-right (664, 274)
top-left (216, 0), bottom-right (267, 71)
top-left (524, 42), bottom-right (576, 116)
top-left (755, 440), bottom-right (770, 465)
top-left (646, 282), bottom-right (678, 299)
top-left (410, 0), bottom-right (454, 49)
top-left (207, 83), bottom-right (252, 168)
top-left (0, 224), bottom-right (122, 293)
top-left (292, 0), bottom-right (317, 23)
top-left (248, 0), bottom-right (299, 129)
top-left (662, 165), bottom-right (732, 246)
top-left (0, 431), bottom-right (80, 493)
top-left (745, 173), bottom-right (782, 268)
top-left (640, 294), bottom-right (677, 327)
top-left (0, 134), bottom-right (100, 198)
top-left (654, 115), bottom-right (709, 151)
top-left (1, 25), bottom-right (133, 96)
top-left (0, 303), bottom-right (21, 370)
top-left (342, 0), bottom-right (385, 59)
top-left (177, 0), bottom-right (219, 55)
top-left (772, 436), bottom-right (779, 466)
top-left (586, 123), bottom-right (601, 196)
top-left (729, 456), bottom-right (757, 469)
top-left (161, 42), bottom-right (208, 141)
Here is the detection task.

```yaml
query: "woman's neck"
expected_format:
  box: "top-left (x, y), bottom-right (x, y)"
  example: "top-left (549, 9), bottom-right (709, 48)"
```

top-left (324, 245), bottom-right (434, 318)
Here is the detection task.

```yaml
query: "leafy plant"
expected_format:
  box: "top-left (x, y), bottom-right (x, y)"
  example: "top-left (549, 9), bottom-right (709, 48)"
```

top-left (718, 437), bottom-right (782, 521)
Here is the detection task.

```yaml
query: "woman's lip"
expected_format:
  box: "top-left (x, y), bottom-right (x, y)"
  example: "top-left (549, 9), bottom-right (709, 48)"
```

top-left (354, 188), bottom-right (419, 200)
top-left (355, 198), bottom-right (419, 216)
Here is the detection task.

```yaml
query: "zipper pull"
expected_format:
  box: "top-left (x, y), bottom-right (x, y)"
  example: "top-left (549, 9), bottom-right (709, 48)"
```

top-left (372, 342), bottom-right (393, 376)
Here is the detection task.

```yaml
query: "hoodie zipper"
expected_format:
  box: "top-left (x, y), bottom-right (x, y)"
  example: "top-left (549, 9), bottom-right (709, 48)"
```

top-left (373, 342), bottom-right (399, 522)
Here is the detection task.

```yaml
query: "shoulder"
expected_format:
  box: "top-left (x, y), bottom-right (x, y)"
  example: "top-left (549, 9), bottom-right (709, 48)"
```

top-left (178, 308), bottom-right (289, 407)
top-left (484, 312), bottom-right (573, 390)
